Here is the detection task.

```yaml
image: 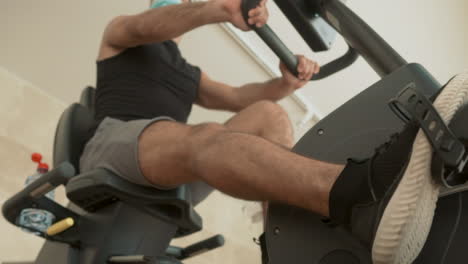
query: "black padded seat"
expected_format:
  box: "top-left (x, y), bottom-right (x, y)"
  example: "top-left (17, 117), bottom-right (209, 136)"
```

top-left (53, 87), bottom-right (201, 237)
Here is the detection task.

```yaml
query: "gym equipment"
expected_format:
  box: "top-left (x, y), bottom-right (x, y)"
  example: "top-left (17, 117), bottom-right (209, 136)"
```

top-left (4, 0), bottom-right (468, 263)
top-left (2, 86), bottom-right (224, 264)
top-left (241, 0), bottom-right (468, 263)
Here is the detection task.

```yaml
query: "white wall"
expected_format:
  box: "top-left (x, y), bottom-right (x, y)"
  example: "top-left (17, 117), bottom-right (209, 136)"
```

top-left (1, 0), bottom-right (150, 104)
top-left (309, 0), bottom-right (468, 115)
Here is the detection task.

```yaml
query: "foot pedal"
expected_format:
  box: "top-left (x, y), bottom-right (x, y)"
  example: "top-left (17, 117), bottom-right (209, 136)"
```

top-left (108, 255), bottom-right (152, 263)
top-left (166, 235), bottom-right (225, 260)
top-left (108, 255), bottom-right (181, 264)
top-left (390, 84), bottom-right (468, 187)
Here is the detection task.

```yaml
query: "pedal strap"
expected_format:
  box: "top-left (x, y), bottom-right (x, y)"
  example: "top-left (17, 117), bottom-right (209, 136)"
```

top-left (389, 84), bottom-right (468, 186)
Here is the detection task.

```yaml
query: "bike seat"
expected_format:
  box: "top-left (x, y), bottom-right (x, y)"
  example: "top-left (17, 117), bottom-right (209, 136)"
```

top-left (55, 87), bottom-right (202, 236)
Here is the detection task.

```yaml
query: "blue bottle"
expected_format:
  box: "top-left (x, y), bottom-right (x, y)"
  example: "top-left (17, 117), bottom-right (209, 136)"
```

top-left (17, 153), bottom-right (55, 235)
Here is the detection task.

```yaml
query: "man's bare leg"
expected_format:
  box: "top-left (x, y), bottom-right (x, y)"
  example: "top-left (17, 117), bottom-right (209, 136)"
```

top-left (138, 101), bottom-right (343, 217)
top-left (223, 101), bottom-right (294, 221)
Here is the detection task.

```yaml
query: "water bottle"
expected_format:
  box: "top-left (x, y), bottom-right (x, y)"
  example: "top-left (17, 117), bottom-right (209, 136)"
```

top-left (150, 0), bottom-right (182, 9)
top-left (16, 153), bottom-right (56, 235)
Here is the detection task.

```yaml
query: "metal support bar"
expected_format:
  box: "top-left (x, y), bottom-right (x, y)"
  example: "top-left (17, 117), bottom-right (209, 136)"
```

top-left (318, 0), bottom-right (407, 76)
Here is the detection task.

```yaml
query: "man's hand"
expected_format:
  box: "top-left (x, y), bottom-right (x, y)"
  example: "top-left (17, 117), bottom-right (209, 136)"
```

top-left (279, 55), bottom-right (320, 90)
top-left (219, 0), bottom-right (269, 31)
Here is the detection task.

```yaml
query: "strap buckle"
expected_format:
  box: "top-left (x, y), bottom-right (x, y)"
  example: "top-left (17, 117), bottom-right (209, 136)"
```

top-left (389, 84), bottom-right (468, 187)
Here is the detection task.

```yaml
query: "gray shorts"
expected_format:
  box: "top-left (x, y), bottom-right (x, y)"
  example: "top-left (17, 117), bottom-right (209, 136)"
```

top-left (79, 117), bottom-right (214, 206)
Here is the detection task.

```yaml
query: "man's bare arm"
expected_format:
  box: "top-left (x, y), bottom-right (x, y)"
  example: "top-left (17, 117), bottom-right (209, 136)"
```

top-left (196, 76), bottom-right (291, 112)
top-left (196, 56), bottom-right (319, 112)
top-left (107, 3), bottom-right (227, 47)
top-left (98, 0), bottom-right (268, 60)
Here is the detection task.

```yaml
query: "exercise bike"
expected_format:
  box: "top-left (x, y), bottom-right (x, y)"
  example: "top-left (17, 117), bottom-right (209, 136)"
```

top-left (3, 0), bottom-right (468, 263)
top-left (239, 0), bottom-right (468, 263)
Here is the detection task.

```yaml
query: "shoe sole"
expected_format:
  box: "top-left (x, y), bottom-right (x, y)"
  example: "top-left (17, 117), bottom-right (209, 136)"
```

top-left (372, 72), bottom-right (468, 264)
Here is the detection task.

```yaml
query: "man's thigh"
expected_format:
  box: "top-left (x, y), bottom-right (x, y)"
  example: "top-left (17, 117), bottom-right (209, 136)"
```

top-left (138, 120), bottom-right (196, 187)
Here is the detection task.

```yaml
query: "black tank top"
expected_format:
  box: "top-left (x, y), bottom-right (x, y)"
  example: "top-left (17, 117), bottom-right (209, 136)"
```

top-left (94, 40), bottom-right (201, 127)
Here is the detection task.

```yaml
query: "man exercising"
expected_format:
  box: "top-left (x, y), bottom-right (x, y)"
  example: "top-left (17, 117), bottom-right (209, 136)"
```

top-left (80, 0), bottom-right (464, 263)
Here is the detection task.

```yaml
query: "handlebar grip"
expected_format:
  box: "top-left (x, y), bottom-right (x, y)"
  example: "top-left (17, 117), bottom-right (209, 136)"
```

top-left (241, 0), bottom-right (299, 76)
top-left (255, 25), bottom-right (299, 76)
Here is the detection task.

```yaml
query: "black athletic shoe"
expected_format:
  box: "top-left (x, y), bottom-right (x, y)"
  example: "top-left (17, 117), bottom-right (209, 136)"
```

top-left (330, 72), bottom-right (468, 264)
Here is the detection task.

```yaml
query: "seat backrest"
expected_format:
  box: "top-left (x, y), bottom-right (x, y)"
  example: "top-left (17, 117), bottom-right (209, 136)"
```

top-left (53, 103), bottom-right (95, 171)
top-left (53, 87), bottom-right (96, 170)
top-left (80, 86), bottom-right (96, 111)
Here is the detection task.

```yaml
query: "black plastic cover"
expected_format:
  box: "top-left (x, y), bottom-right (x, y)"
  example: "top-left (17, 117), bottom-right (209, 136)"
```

top-left (66, 169), bottom-right (203, 237)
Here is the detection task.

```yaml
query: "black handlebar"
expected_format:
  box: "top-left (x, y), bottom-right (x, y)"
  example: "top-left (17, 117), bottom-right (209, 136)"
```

top-left (254, 25), bottom-right (299, 76)
top-left (241, 0), bottom-right (358, 81)
top-left (311, 45), bottom-right (359, 80)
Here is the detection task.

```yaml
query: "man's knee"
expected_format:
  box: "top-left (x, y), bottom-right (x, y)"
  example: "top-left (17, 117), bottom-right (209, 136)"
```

top-left (251, 100), bottom-right (294, 145)
top-left (251, 100), bottom-right (285, 115)
top-left (252, 100), bottom-right (292, 127)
